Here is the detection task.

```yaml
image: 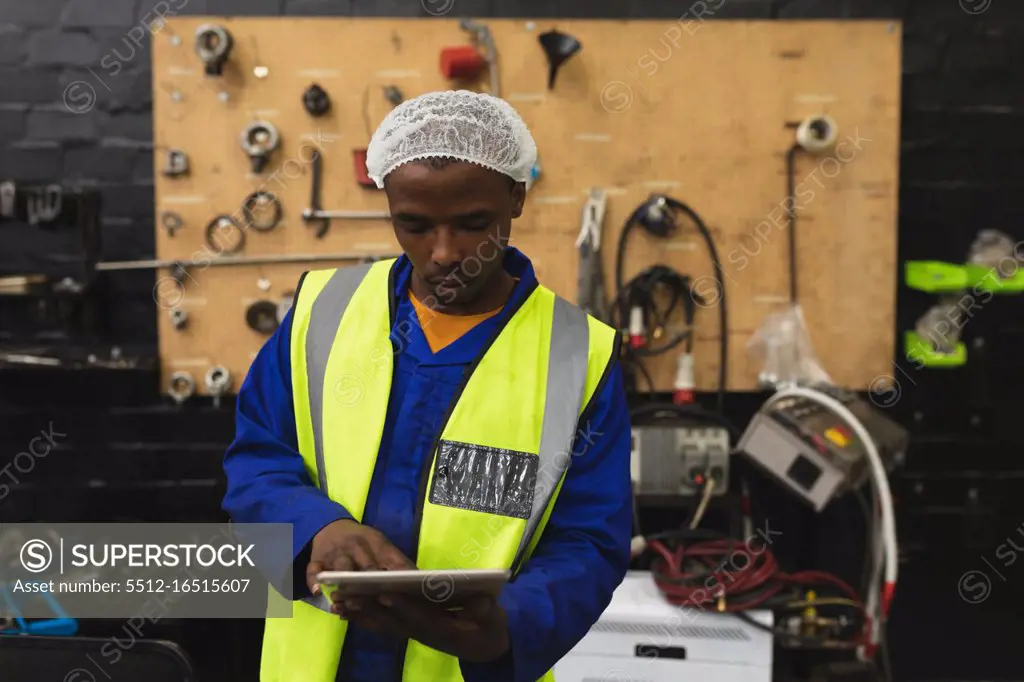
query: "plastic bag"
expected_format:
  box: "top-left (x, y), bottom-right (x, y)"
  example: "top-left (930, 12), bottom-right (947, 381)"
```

top-left (747, 304), bottom-right (833, 389)
top-left (967, 229), bottom-right (1016, 269)
top-left (915, 299), bottom-right (965, 353)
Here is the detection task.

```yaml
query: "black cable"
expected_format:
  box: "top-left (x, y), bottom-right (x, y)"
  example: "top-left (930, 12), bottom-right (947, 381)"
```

top-left (663, 197), bottom-right (727, 412)
top-left (614, 197), bottom-right (727, 411)
top-left (610, 265), bottom-right (695, 357)
top-left (613, 203), bottom-right (687, 398)
top-left (683, 287), bottom-right (696, 354)
top-left (614, 205), bottom-right (646, 316)
top-left (786, 143), bottom-right (800, 303)
top-left (879, 619), bottom-right (893, 682)
top-left (733, 609), bottom-right (779, 634)
top-left (622, 343), bottom-right (657, 396)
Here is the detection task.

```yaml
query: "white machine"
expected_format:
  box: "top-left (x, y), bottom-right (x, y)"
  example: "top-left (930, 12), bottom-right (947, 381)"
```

top-left (554, 571), bottom-right (773, 682)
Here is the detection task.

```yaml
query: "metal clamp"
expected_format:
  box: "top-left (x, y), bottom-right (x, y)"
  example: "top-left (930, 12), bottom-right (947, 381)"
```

top-left (576, 188), bottom-right (607, 251)
top-left (240, 121), bottom-right (280, 174)
top-left (460, 19), bottom-right (499, 97)
top-left (26, 184), bottom-right (62, 226)
top-left (161, 210), bottom-right (184, 237)
top-left (796, 115), bottom-right (839, 153)
top-left (0, 181), bottom-right (15, 219)
top-left (168, 371), bottom-right (196, 404)
top-left (205, 365), bottom-right (231, 408)
top-left (194, 24), bottom-right (233, 76)
top-left (301, 149), bottom-right (390, 239)
top-left (170, 308), bottom-right (189, 330)
top-left (163, 149), bottom-right (189, 177)
top-left (576, 188), bottom-right (609, 321)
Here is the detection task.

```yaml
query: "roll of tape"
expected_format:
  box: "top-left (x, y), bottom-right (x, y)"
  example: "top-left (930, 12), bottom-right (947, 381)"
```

top-left (796, 114), bottom-right (838, 153)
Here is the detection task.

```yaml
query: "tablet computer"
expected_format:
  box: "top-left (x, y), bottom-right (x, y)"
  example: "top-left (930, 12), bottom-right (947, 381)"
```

top-left (316, 569), bottom-right (510, 608)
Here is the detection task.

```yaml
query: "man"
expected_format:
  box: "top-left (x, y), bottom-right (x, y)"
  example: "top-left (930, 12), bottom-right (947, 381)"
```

top-left (223, 90), bottom-right (632, 682)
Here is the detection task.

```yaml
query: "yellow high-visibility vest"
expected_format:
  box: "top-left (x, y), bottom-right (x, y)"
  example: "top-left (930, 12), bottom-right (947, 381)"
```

top-left (260, 259), bottom-right (619, 682)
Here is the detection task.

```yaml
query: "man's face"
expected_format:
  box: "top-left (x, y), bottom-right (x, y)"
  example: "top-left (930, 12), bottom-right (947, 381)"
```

top-left (383, 161), bottom-right (526, 307)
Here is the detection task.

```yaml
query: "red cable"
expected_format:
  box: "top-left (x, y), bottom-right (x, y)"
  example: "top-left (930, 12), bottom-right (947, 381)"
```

top-left (648, 538), bottom-right (864, 619)
top-left (784, 570), bottom-right (862, 604)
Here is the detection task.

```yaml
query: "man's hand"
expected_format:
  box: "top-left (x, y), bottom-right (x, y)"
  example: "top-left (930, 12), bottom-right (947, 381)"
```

top-left (332, 592), bottom-right (510, 663)
top-left (306, 519), bottom-right (414, 596)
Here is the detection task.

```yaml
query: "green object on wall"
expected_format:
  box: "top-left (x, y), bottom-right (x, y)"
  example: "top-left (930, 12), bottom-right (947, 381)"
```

top-left (906, 260), bottom-right (1024, 295)
top-left (904, 261), bottom-right (968, 293)
top-left (904, 330), bottom-right (966, 368)
top-left (964, 263), bottom-right (1024, 293)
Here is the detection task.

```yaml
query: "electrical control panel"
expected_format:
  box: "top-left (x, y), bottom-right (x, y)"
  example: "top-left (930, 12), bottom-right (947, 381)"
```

top-left (737, 386), bottom-right (908, 512)
top-left (630, 426), bottom-right (731, 496)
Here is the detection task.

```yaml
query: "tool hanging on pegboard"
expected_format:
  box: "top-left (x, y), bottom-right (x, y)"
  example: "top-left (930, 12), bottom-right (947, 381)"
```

top-left (162, 149), bottom-right (189, 177)
top-left (26, 185), bottom-right (62, 226)
top-left (96, 251), bottom-right (400, 309)
top-left (0, 181), bottom-right (14, 218)
top-left (0, 181), bottom-right (79, 228)
top-left (302, 83), bottom-right (331, 117)
top-left (240, 120), bottom-right (280, 174)
top-left (538, 29), bottom-right (582, 90)
top-left (576, 188), bottom-right (609, 322)
top-left (301, 149), bottom-right (390, 239)
top-left (440, 19), bottom-right (499, 96)
top-left (194, 24), bottom-right (233, 76)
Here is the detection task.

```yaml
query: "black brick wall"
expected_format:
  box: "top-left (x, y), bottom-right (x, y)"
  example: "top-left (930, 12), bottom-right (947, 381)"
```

top-left (1, 0), bottom-right (1023, 679)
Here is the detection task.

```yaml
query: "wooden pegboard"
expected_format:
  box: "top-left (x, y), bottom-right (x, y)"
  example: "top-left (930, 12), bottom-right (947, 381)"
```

top-left (152, 17), bottom-right (901, 396)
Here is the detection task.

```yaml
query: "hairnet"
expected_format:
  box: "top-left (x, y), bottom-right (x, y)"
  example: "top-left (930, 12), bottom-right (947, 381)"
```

top-left (365, 90), bottom-right (538, 188)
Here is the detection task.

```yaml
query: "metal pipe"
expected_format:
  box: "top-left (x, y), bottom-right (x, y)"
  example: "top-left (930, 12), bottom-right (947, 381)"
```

top-left (301, 209), bottom-right (391, 220)
top-left (95, 251), bottom-right (400, 272)
top-left (460, 19), bottom-right (500, 97)
top-left (0, 353), bottom-right (62, 366)
top-left (484, 32), bottom-right (500, 96)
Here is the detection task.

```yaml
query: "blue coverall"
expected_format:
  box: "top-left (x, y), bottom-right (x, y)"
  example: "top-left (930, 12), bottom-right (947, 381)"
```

top-left (223, 248), bottom-right (633, 682)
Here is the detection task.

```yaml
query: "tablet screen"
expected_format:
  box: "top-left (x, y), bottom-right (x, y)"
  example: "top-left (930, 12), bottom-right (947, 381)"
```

top-left (316, 569), bottom-right (509, 608)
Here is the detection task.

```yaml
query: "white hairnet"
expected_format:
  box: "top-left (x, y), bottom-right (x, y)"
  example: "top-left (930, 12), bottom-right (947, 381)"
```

top-left (366, 90), bottom-right (538, 188)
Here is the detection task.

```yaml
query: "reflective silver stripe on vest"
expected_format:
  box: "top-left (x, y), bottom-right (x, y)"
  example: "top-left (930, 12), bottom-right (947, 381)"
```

top-left (301, 262), bottom-right (373, 615)
top-left (511, 295), bottom-right (590, 573)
